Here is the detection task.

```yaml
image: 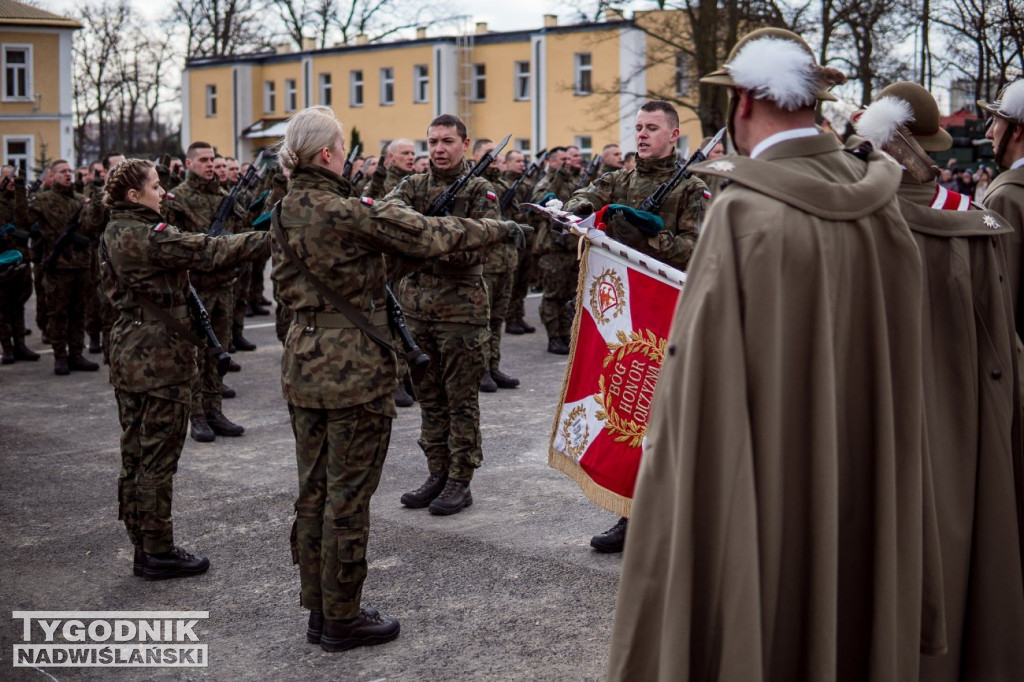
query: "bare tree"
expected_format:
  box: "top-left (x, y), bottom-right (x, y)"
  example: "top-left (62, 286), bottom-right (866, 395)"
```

top-left (825, 0), bottom-right (917, 105)
top-left (73, 0), bottom-right (131, 159)
top-left (166, 0), bottom-right (273, 58)
top-left (934, 0), bottom-right (1024, 105)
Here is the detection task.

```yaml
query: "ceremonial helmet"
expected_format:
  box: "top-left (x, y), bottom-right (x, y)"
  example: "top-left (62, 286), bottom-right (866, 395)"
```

top-left (978, 80), bottom-right (1024, 125)
top-left (856, 82), bottom-right (953, 152)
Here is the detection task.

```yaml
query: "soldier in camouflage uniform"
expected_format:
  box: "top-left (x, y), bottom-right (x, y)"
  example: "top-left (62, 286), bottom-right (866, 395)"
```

top-left (270, 106), bottom-right (522, 651)
top-left (0, 165), bottom-right (39, 363)
top-left (596, 143), bottom-right (624, 177)
top-left (386, 114), bottom-right (504, 516)
top-left (474, 139), bottom-right (521, 391)
top-left (101, 159), bottom-right (270, 579)
top-left (81, 152), bottom-right (126, 363)
top-left (530, 147), bottom-right (578, 355)
top-left (166, 142), bottom-right (245, 443)
top-left (362, 138), bottom-right (415, 200)
top-left (29, 159), bottom-right (99, 375)
top-left (503, 150), bottom-right (540, 336)
top-left (565, 100), bottom-right (709, 554)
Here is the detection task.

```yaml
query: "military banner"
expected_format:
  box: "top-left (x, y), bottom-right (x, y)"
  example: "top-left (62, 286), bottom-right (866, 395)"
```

top-left (549, 228), bottom-right (686, 517)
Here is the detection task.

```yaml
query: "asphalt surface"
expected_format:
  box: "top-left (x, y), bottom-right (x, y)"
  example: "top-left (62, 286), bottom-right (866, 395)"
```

top-left (0, 280), bottom-right (624, 681)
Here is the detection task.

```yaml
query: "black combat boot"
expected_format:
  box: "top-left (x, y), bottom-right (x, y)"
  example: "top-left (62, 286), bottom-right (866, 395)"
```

top-left (13, 339), bottom-right (39, 361)
top-left (491, 369), bottom-right (520, 389)
top-left (232, 327), bottom-right (256, 351)
top-left (319, 607), bottom-right (400, 652)
top-left (547, 336), bottom-right (570, 355)
top-left (393, 382), bottom-right (414, 407)
top-left (505, 319), bottom-right (526, 335)
top-left (519, 318), bottom-right (536, 333)
top-left (68, 354), bottom-right (100, 371)
top-left (53, 357), bottom-right (70, 375)
top-left (428, 479), bottom-right (473, 516)
top-left (226, 357), bottom-right (241, 372)
top-left (190, 414), bottom-right (215, 442)
top-left (206, 409), bottom-right (244, 437)
top-left (1, 339), bottom-right (13, 364)
top-left (221, 383), bottom-right (236, 399)
top-left (88, 332), bottom-right (102, 354)
top-left (479, 371), bottom-right (498, 393)
top-left (400, 471), bottom-right (447, 508)
top-left (590, 517), bottom-right (628, 553)
top-left (306, 611), bottom-right (324, 644)
top-left (248, 303), bottom-right (270, 316)
top-left (133, 547), bottom-right (144, 577)
top-left (142, 546), bottom-right (210, 581)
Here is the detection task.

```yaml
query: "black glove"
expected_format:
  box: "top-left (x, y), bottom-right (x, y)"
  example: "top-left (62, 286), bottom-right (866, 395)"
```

top-left (505, 221), bottom-right (534, 250)
top-left (573, 200), bottom-right (595, 217)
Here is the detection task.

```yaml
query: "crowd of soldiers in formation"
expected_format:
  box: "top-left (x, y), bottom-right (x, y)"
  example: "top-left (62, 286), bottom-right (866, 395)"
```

top-left (0, 137), bottom-right (641, 423)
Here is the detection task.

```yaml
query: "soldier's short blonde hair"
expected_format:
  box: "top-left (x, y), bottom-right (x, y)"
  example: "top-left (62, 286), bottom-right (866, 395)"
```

top-left (279, 106), bottom-right (344, 173)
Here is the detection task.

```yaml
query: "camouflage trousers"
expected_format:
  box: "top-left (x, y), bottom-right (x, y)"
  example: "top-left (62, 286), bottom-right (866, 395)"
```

top-left (97, 282), bottom-right (118, 365)
top-left (85, 250), bottom-right (101, 337)
top-left (33, 261), bottom-right (47, 334)
top-left (538, 252), bottom-right (579, 338)
top-left (249, 255), bottom-right (269, 305)
top-left (505, 232), bottom-right (536, 323)
top-left (44, 267), bottom-right (90, 358)
top-left (232, 262), bottom-right (252, 331)
top-left (407, 318), bottom-right (488, 482)
top-left (115, 387), bottom-right (189, 554)
top-left (191, 287), bottom-right (232, 413)
top-left (288, 399), bottom-right (392, 620)
top-left (483, 270), bottom-right (513, 372)
top-left (0, 264), bottom-right (32, 340)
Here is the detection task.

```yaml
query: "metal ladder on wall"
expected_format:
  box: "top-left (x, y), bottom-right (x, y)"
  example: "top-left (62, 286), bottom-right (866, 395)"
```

top-left (454, 16), bottom-right (475, 138)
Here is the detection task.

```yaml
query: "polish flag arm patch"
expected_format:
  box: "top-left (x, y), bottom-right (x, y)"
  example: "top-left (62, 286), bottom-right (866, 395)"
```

top-left (702, 189), bottom-right (712, 201)
top-left (485, 190), bottom-right (497, 201)
top-left (153, 222), bottom-right (168, 232)
top-left (361, 196), bottom-right (374, 206)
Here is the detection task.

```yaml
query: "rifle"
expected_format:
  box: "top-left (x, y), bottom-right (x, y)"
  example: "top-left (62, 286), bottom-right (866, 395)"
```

top-left (637, 127), bottom-right (725, 214)
top-left (343, 144), bottom-right (361, 181)
top-left (208, 149), bottom-right (265, 236)
top-left (576, 155), bottom-right (602, 190)
top-left (27, 178), bottom-right (43, 195)
top-left (499, 148), bottom-right (548, 213)
top-left (426, 133), bottom-right (510, 217)
top-left (0, 176), bottom-right (11, 193)
top-left (186, 284), bottom-right (232, 375)
top-left (42, 210), bottom-right (88, 270)
top-left (385, 283), bottom-right (429, 381)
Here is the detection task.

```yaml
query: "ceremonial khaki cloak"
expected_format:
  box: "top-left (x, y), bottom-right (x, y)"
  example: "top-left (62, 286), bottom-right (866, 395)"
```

top-left (607, 134), bottom-right (946, 682)
top-left (897, 175), bottom-right (1024, 681)
top-left (983, 167), bottom-right (1024, 335)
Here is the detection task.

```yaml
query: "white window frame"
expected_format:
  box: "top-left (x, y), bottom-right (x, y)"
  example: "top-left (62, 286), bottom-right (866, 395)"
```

top-left (574, 52), bottom-right (592, 96)
top-left (380, 67), bottom-right (394, 105)
top-left (284, 78), bottom-right (297, 113)
top-left (3, 135), bottom-right (32, 176)
top-left (318, 72), bottom-right (332, 106)
top-left (2, 44), bottom-right (32, 102)
top-left (205, 84), bottom-right (217, 117)
top-left (263, 80), bottom-right (276, 114)
top-left (675, 53), bottom-right (691, 97)
top-left (350, 70), bottom-right (364, 107)
top-left (514, 61), bottom-right (530, 101)
top-left (413, 64), bottom-right (429, 103)
top-left (515, 138), bottom-right (531, 152)
top-left (414, 139), bottom-right (428, 155)
top-left (472, 63), bottom-right (486, 102)
top-left (574, 135), bottom-right (593, 160)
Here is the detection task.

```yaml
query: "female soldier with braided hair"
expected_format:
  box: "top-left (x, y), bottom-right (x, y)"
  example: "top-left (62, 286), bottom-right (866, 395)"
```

top-left (101, 158), bottom-right (270, 580)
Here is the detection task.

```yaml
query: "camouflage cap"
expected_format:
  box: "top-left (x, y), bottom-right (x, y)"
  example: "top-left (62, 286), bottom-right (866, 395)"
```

top-left (978, 79), bottom-right (1024, 125)
top-left (700, 28), bottom-right (844, 105)
top-left (872, 82), bottom-right (953, 152)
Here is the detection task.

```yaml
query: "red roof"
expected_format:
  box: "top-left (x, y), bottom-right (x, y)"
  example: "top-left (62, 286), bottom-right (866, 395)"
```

top-left (940, 108), bottom-right (979, 127)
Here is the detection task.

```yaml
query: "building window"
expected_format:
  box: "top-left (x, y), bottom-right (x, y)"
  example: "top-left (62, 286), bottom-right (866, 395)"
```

top-left (2, 44), bottom-right (31, 101)
top-left (380, 67), bottom-right (394, 105)
top-left (676, 135), bottom-right (690, 158)
top-left (413, 64), bottom-right (429, 103)
top-left (514, 61), bottom-right (530, 101)
top-left (285, 78), bottom-right (297, 112)
top-left (205, 84), bottom-right (217, 116)
top-left (675, 53), bottom-right (691, 97)
top-left (318, 72), bottom-right (331, 106)
top-left (515, 138), bottom-right (531, 153)
top-left (415, 139), bottom-right (428, 155)
top-left (574, 135), bottom-right (593, 160)
top-left (472, 63), bottom-right (486, 101)
top-left (574, 52), bottom-right (592, 95)
top-left (263, 81), bottom-right (276, 113)
top-left (350, 70), bottom-right (363, 107)
top-left (4, 136), bottom-right (31, 175)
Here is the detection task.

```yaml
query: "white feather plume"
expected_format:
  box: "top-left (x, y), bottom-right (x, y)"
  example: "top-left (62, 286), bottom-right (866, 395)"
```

top-left (853, 96), bottom-right (914, 148)
top-left (998, 80), bottom-right (1024, 122)
top-left (821, 99), bottom-right (859, 131)
top-left (725, 37), bottom-right (818, 111)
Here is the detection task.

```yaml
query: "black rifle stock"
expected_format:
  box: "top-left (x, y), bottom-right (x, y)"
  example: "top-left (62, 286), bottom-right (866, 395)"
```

top-left (208, 149), bottom-right (265, 236)
top-left (187, 284), bottom-right (232, 375)
top-left (576, 156), bottom-right (602, 190)
top-left (425, 133), bottom-right (510, 217)
top-left (42, 210), bottom-right (87, 270)
top-left (385, 284), bottom-right (429, 382)
top-left (499, 148), bottom-right (549, 213)
top-left (343, 144), bottom-right (361, 181)
top-left (636, 127), bottom-right (725, 214)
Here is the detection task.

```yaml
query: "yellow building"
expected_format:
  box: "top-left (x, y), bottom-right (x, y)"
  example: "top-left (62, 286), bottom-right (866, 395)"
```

top-left (183, 11), bottom-right (705, 162)
top-left (0, 0), bottom-right (80, 177)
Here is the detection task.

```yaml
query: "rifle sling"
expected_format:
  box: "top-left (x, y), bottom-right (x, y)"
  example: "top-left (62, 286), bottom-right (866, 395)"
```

top-left (270, 205), bottom-right (400, 358)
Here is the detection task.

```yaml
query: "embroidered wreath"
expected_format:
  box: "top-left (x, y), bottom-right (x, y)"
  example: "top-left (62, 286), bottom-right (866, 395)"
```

top-left (588, 267), bottom-right (627, 325)
top-left (592, 329), bottom-right (666, 448)
top-left (560, 404), bottom-right (590, 460)
top-left (602, 329), bottom-right (666, 368)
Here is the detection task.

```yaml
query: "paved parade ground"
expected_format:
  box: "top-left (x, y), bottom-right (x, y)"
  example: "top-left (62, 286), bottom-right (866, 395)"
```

top-left (0, 289), bottom-right (623, 681)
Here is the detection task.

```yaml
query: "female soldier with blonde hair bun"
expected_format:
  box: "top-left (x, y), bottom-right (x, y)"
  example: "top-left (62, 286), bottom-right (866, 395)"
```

top-left (271, 106), bottom-right (527, 652)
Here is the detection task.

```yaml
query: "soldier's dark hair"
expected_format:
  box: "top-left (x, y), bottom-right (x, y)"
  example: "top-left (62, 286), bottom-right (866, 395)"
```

top-left (277, 106), bottom-right (343, 174)
top-left (104, 159), bottom-right (154, 207)
top-left (428, 114), bottom-right (468, 140)
top-left (548, 146), bottom-right (567, 155)
top-left (639, 100), bottom-right (679, 129)
top-left (601, 143), bottom-right (620, 152)
top-left (50, 159), bottom-right (70, 171)
top-left (472, 138), bottom-right (493, 155)
top-left (186, 142), bottom-right (214, 159)
top-left (624, 151), bottom-right (636, 162)
top-left (102, 152), bottom-right (125, 170)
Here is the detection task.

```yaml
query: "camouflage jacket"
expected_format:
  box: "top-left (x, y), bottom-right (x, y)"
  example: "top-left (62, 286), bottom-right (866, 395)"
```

top-left (483, 166), bottom-right (517, 274)
top-left (271, 165), bottom-right (510, 409)
top-left (166, 173), bottom-right (236, 291)
top-left (385, 160), bottom-right (500, 323)
top-left (363, 164), bottom-right (412, 200)
top-left (103, 202), bottom-right (270, 395)
top-left (531, 167), bottom-right (580, 255)
top-left (80, 179), bottom-right (110, 240)
top-left (29, 183), bottom-right (88, 269)
top-left (566, 154), bottom-right (709, 270)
